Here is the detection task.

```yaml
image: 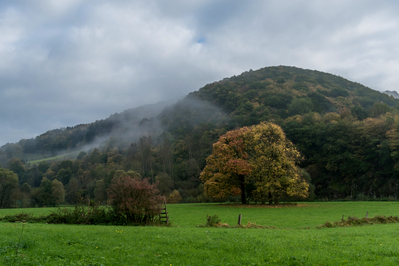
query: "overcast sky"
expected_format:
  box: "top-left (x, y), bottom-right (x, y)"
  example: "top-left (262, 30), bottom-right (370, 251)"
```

top-left (1, 0), bottom-right (399, 145)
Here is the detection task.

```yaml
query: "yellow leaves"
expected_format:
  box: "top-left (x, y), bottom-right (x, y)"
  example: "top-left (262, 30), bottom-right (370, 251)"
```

top-left (201, 122), bottom-right (309, 201)
top-left (386, 128), bottom-right (399, 153)
top-left (245, 123), bottom-right (308, 200)
top-left (358, 117), bottom-right (385, 136)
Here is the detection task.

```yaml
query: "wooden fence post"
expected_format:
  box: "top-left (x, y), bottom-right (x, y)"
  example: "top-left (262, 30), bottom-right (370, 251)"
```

top-left (238, 214), bottom-right (242, 226)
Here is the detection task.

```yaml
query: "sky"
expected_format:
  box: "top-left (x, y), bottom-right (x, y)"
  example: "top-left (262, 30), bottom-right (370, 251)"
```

top-left (1, 0), bottom-right (399, 145)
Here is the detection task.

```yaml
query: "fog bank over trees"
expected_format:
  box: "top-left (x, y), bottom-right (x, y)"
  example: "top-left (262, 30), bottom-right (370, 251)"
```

top-left (1, 66), bottom-right (399, 204)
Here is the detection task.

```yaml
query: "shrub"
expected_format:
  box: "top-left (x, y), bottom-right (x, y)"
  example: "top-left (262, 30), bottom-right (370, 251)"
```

top-left (318, 215), bottom-right (399, 228)
top-left (0, 205), bottom-right (115, 225)
top-left (167, 190), bottom-right (182, 203)
top-left (45, 205), bottom-right (111, 225)
top-left (184, 196), bottom-right (196, 203)
top-left (108, 176), bottom-right (164, 224)
top-left (324, 221), bottom-right (333, 228)
top-left (0, 197), bottom-right (169, 226)
top-left (356, 193), bottom-right (368, 201)
top-left (0, 213), bottom-right (36, 223)
top-left (195, 194), bottom-right (211, 203)
top-left (205, 214), bottom-right (221, 227)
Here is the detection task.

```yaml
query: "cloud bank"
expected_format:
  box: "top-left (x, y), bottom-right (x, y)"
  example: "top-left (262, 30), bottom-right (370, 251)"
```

top-left (1, 0), bottom-right (399, 144)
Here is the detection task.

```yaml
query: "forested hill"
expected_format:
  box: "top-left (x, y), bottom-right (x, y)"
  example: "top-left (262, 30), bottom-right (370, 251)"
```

top-left (186, 65), bottom-right (397, 125)
top-left (2, 66), bottom-right (399, 202)
top-left (0, 99), bottom-right (177, 160)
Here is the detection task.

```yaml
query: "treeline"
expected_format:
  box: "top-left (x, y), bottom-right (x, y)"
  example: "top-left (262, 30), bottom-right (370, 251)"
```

top-left (1, 132), bottom-right (215, 207)
top-left (1, 66), bottom-right (399, 203)
top-left (5, 111), bottom-right (399, 207)
top-left (282, 111), bottom-right (399, 199)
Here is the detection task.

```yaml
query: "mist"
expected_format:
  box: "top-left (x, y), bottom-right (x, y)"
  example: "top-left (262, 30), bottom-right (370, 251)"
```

top-left (0, 93), bottom-right (230, 166)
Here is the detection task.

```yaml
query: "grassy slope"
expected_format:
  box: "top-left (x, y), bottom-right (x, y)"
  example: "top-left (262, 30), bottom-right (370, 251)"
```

top-left (1, 202), bottom-right (399, 265)
top-left (27, 151), bottom-right (80, 165)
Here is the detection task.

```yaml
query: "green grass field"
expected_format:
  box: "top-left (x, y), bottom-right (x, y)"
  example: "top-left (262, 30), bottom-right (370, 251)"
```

top-left (1, 202), bottom-right (399, 265)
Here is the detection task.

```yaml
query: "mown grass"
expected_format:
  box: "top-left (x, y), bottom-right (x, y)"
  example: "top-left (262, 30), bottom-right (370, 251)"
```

top-left (1, 202), bottom-right (399, 265)
top-left (170, 201), bottom-right (399, 228)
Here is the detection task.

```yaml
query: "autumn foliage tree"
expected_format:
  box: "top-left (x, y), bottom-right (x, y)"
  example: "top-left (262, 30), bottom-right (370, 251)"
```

top-left (245, 123), bottom-right (309, 204)
top-left (200, 126), bottom-right (253, 204)
top-left (200, 122), bottom-right (309, 204)
top-left (108, 176), bottom-right (164, 224)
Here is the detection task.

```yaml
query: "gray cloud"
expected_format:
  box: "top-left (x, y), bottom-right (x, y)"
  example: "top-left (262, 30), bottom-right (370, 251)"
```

top-left (2, 0), bottom-right (399, 144)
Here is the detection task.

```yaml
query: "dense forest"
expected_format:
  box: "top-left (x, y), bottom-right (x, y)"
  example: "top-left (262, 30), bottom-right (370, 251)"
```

top-left (1, 66), bottom-right (399, 207)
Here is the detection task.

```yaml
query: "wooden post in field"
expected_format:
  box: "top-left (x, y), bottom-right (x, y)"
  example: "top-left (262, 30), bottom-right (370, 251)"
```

top-left (366, 212), bottom-right (368, 218)
top-left (238, 214), bottom-right (242, 226)
top-left (342, 215), bottom-right (344, 221)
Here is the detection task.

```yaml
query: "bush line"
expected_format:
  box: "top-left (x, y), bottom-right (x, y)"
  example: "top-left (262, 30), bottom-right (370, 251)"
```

top-left (318, 215), bottom-right (399, 228)
top-left (0, 205), bottom-right (167, 226)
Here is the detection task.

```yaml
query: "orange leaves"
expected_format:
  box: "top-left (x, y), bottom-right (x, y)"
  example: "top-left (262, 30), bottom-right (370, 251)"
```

top-left (225, 159), bottom-right (252, 175)
top-left (200, 126), bottom-right (252, 201)
top-left (200, 122), bottom-right (309, 203)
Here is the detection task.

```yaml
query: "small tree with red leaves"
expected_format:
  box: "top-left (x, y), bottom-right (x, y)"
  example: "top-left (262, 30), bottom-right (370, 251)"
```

top-left (108, 176), bottom-right (164, 224)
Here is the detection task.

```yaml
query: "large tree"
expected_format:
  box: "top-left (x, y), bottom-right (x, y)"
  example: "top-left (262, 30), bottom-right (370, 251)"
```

top-left (200, 126), bottom-right (252, 204)
top-left (52, 179), bottom-right (65, 204)
top-left (31, 177), bottom-right (56, 207)
top-left (245, 123), bottom-right (308, 204)
top-left (0, 168), bottom-right (19, 208)
top-left (200, 122), bottom-right (309, 204)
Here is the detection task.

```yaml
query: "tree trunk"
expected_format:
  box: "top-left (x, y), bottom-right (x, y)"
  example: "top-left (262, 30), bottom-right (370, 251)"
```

top-left (239, 175), bottom-right (246, 204)
top-left (268, 191), bottom-right (273, 205)
top-left (274, 197), bottom-right (279, 205)
top-left (240, 185), bottom-right (247, 204)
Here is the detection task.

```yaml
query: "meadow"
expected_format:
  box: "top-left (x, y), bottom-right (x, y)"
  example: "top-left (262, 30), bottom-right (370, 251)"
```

top-left (1, 202), bottom-right (399, 265)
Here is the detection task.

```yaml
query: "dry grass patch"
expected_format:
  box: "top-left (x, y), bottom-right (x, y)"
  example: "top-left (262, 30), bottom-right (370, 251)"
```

top-left (218, 203), bottom-right (309, 208)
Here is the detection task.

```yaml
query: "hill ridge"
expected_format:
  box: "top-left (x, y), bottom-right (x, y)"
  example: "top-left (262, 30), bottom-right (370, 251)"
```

top-left (2, 65), bottom-right (397, 163)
